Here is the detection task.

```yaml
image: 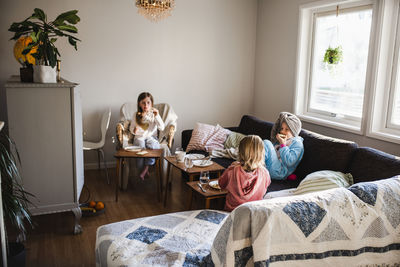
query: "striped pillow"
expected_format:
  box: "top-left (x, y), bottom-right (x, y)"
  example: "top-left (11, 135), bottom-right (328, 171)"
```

top-left (294, 170), bottom-right (354, 195)
top-left (205, 124), bottom-right (231, 152)
top-left (186, 122), bottom-right (216, 152)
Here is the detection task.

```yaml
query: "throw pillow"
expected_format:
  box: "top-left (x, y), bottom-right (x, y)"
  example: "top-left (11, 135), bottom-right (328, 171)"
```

top-left (294, 170), bottom-right (354, 195)
top-left (224, 132), bottom-right (246, 149)
top-left (205, 124), bottom-right (231, 152)
top-left (186, 122), bottom-right (215, 152)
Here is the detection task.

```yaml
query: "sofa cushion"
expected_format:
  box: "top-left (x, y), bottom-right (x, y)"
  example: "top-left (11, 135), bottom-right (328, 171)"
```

top-left (186, 122), bottom-right (216, 152)
top-left (294, 129), bottom-right (358, 180)
top-left (237, 115), bottom-right (274, 140)
top-left (348, 147), bottom-right (400, 183)
top-left (224, 132), bottom-right (246, 149)
top-left (294, 170), bottom-right (353, 195)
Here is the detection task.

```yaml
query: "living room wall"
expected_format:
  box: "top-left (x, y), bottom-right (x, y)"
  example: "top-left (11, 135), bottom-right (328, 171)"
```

top-left (0, 0), bottom-right (258, 166)
top-left (254, 0), bottom-right (400, 156)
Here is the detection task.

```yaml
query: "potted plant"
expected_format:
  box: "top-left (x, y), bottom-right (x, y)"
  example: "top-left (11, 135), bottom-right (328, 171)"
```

top-left (8, 8), bottom-right (80, 83)
top-left (0, 122), bottom-right (34, 266)
top-left (323, 46), bottom-right (343, 65)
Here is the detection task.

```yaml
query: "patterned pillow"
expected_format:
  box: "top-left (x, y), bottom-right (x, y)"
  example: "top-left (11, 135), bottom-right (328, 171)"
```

top-left (294, 170), bottom-right (354, 195)
top-left (186, 122), bottom-right (216, 152)
top-left (205, 124), bottom-right (231, 152)
top-left (224, 132), bottom-right (246, 149)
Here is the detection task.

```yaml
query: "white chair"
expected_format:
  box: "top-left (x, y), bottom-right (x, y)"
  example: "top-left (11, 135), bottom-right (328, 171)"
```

top-left (83, 108), bottom-right (111, 184)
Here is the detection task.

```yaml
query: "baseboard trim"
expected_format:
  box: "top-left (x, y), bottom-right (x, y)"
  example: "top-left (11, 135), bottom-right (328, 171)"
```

top-left (84, 161), bottom-right (116, 170)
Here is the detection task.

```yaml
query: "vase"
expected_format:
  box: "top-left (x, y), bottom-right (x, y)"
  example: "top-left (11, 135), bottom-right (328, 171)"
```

top-left (19, 67), bottom-right (33, 83)
top-left (33, 65), bottom-right (57, 83)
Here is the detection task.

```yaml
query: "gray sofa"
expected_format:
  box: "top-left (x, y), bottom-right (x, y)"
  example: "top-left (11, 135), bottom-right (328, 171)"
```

top-left (182, 115), bottom-right (400, 191)
top-left (96, 115), bottom-right (400, 267)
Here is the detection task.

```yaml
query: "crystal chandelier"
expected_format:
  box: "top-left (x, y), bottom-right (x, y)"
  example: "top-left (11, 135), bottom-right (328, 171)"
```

top-left (135, 0), bottom-right (175, 22)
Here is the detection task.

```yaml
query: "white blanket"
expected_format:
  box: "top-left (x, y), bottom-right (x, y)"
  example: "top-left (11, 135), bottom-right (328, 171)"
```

top-left (206, 176), bottom-right (400, 266)
top-left (211, 147), bottom-right (239, 160)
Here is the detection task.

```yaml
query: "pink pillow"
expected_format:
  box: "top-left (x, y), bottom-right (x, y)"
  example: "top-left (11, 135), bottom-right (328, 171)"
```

top-left (205, 124), bottom-right (231, 152)
top-left (186, 123), bottom-right (215, 152)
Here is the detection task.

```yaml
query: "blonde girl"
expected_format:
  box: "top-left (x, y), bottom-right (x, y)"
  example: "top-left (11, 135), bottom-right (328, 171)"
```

top-left (218, 135), bottom-right (271, 212)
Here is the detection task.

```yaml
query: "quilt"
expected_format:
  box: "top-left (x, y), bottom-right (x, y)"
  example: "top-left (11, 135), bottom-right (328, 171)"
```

top-left (205, 176), bottom-right (400, 266)
top-left (95, 210), bottom-right (229, 267)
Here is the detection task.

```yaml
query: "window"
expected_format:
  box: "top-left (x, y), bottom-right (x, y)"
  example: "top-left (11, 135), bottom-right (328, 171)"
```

top-left (295, 0), bottom-right (400, 143)
top-left (387, 34), bottom-right (400, 129)
top-left (309, 6), bottom-right (372, 123)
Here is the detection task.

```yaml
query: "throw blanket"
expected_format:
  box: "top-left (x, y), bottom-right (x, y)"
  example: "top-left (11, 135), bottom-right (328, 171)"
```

top-left (211, 147), bottom-right (239, 160)
top-left (95, 210), bottom-right (228, 267)
top-left (206, 176), bottom-right (400, 266)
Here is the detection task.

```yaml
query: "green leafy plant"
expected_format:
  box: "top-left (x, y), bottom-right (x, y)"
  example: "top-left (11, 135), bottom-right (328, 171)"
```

top-left (8, 8), bottom-right (81, 68)
top-left (323, 46), bottom-right (343, 65)
top-left (0, 127), bottom-right (34, 241)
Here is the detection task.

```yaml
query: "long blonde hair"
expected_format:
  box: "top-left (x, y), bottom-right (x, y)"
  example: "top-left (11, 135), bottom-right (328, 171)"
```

top-left (238, 135), bottom-right (265, 172)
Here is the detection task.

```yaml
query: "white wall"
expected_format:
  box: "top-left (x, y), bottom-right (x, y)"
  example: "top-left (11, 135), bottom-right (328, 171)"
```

top-left (0, 0), bottom-right (258, 165)
top-left (254, 0), bottom-right (400, 156)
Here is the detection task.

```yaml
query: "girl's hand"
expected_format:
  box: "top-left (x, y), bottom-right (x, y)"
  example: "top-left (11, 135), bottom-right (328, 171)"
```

top-left (152, 108), bottom-right (159, 116)
top-left (276, 133), bottom-right (287, 145)
top-left (133, 127), bottom-right (139, 134)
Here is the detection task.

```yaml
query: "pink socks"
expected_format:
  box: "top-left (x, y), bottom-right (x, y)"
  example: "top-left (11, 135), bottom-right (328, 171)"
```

top-left (287, 174), bottom-right (297, 181)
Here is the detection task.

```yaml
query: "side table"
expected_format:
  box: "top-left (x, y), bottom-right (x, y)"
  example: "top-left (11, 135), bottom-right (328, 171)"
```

top-left (114, 149), bottom-right (163, 202)
top-left (186, 179), bottom-right (227, 209)
top-left (163, 156), bottom-right (225, 207)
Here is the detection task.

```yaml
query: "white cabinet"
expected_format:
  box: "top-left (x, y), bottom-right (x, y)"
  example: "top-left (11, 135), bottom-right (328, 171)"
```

top-left (5, 76), bottom-right (84, 234)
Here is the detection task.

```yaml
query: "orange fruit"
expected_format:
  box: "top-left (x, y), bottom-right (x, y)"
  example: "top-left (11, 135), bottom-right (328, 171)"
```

top-left (95, 201), bottom-right (104, 210)
top-left (88, 201), bottom-right (96, 208)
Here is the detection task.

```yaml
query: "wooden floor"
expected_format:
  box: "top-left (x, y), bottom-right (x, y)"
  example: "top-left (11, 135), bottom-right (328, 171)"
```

top-left (22, 167), bottom-right (224, 266)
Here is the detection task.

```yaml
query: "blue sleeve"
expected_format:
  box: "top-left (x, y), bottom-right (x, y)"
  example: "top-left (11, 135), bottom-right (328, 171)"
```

top-left (279, 137), bottom-right (304, 167)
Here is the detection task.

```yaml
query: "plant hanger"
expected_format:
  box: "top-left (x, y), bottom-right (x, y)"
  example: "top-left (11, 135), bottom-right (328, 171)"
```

top-left (323, 5), bottom-right (343, 65)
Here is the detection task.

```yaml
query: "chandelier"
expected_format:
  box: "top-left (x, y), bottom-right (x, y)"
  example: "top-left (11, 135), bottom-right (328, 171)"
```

top-left (135, 0), bottom-right (175, 22)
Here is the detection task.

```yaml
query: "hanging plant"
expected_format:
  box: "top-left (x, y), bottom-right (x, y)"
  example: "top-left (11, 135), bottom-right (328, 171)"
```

top-left (323, 46), bottom-right (343, 65)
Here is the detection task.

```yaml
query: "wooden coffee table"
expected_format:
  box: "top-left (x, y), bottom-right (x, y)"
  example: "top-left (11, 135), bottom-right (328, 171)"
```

top-left (114, 149), bottom-right (163, 202)
top-left (163, 156), bottom-right (225, 207)
top-left (186, 179), bottom-right (228, 209)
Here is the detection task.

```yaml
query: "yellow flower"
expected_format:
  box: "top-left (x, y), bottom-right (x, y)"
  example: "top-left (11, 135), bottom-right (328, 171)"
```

top-left (13, 36), bottom-right (37, 66)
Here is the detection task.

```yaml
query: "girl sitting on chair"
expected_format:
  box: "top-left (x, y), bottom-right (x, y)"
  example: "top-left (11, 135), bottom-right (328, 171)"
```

top-left (130, 92), bottom-right (165, 180)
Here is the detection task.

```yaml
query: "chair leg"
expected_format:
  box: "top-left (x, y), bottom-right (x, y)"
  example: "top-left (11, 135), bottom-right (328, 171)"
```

top-left (97, 150), bottom-right (101, 170)
top-left (99, 148), bottom-right (110, 184)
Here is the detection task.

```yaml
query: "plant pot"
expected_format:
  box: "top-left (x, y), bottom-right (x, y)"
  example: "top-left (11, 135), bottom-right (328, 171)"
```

top-left (33, 65), bottom-right (57, 83)
top-left (8, 242), bottom-right (26, 267)
top-left (19, 67), bottom-right (33, 83)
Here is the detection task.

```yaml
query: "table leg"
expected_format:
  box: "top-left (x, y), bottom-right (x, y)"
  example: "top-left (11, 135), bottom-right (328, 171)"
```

top-left (187, 189), bottom-right (193, 210)
top-left (116, 158), bottom-right (122, 202)
top-left (156, 158), bottom-right (161, 202)
top-left (189, 174), bottom-right (195, 182)
top-left (163, 162), bottom-right (171, 207)
top-left (205, 198), bottom-right (210, 209)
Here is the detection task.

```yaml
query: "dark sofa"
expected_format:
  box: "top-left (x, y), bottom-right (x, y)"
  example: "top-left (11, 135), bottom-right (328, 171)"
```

top-left (182, 115), bottom-right (400, 191)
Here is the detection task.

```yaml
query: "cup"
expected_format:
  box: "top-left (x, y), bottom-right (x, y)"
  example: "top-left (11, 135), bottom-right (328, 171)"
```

top-left (176, 151), bottom-right (186, 162)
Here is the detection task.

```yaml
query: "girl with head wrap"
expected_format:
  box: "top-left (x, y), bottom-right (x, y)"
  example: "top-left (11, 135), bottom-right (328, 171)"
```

top-left (263, 112), bottom-right (304, 180)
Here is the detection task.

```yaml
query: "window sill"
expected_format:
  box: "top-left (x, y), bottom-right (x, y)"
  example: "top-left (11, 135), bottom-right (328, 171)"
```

top-left (366, 129), bottom-right (400, 145)
top-left (298, 114), bottom-right (363, 135)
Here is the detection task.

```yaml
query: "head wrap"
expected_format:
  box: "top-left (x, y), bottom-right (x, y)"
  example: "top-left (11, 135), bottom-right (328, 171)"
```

top-left (270, 112), bottom-right (302, 143)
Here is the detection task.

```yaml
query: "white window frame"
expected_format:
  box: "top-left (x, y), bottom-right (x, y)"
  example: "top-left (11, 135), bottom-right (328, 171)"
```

top-left (366, 0), bottom-right (400, 143)
top-left (294, 0), bottom-right (378, 135)
top-left (295, 0), bottom-right (400, 144)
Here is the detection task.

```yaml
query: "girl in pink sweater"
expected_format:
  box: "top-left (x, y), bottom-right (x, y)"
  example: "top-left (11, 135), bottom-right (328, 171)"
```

top-left (218, 135), bottom-right (271, 212)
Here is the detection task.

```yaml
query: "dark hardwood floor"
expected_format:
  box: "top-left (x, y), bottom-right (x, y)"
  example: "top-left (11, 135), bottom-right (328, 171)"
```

top-left (23, 167), bottom-right (225, 266)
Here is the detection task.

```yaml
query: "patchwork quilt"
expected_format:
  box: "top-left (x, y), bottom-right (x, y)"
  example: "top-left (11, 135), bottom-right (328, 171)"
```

top-left (205, 176), bottom-right (400, 266)
top-left (95, 210), bottom-right (229, 267)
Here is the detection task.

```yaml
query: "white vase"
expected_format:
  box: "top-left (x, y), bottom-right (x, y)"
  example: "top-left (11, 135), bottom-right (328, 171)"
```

top-left (33, 65), bottom-right (57, 83)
